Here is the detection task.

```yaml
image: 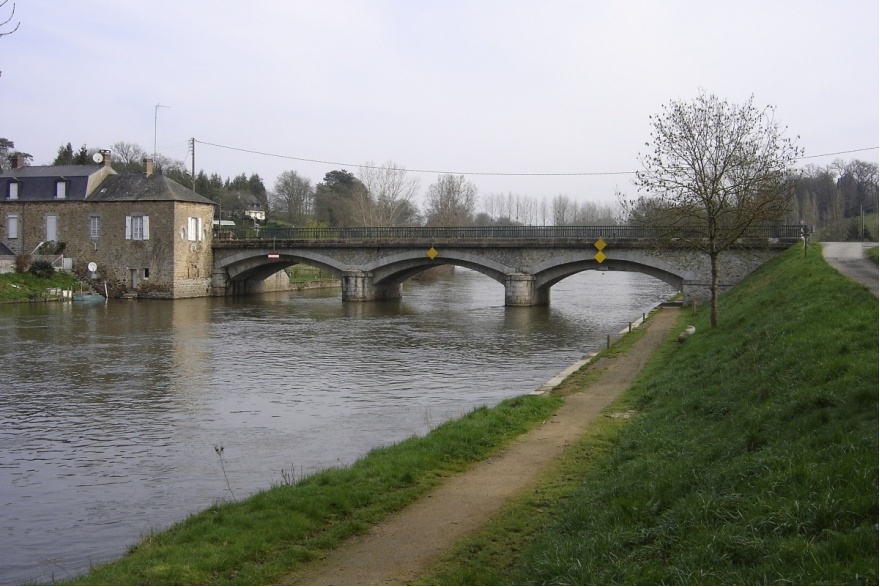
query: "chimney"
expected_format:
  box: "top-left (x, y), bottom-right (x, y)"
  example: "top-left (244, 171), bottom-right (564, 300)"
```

top-left (101, 150), bottom-right (112, 167)
top-left (142, 157), bottom-right (154, 177)
top-left (10, 154), bottom-right (26, 169)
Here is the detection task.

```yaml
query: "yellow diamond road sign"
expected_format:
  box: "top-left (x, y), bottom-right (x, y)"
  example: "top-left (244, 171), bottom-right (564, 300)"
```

top-left (427, 247), bottom-right (438, 260)
top-left (593, 238), bottom-right (607, 263)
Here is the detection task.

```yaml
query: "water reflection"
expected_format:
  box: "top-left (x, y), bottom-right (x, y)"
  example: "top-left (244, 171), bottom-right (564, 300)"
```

top-left (0, 269), bottom-right (674, 584)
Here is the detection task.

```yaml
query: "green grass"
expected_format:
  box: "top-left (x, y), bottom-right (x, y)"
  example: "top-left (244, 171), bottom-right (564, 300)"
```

top-left (63, 394), bottom-right (563, 585)
top-left (423, 243), bottom-right (878, 585)
top-left (867, 246), bottom-right (878, 264)
top-left (285, 264), bottom-right (335, 283)
top-left (0, 271), bottom-right (79, 302)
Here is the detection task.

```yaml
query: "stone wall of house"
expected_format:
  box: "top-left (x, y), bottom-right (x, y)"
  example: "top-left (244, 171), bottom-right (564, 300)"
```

top-left (169, 202), bottom-right (215, 298)
top-left (0, 199), bottom-right (216, 299)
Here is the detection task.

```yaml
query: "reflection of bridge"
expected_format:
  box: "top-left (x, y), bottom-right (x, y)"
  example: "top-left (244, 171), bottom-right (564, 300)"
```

top-left (211, 226), bottom-right (802, 306)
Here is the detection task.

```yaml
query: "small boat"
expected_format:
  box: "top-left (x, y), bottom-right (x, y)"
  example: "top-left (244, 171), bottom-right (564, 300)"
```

top-left (72, 293), bottom-right (106, 303)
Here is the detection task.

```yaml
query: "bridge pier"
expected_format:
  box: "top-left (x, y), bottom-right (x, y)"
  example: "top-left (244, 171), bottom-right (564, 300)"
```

top-left (212, 269), bottom-right (230, 296)
top-left (341, 270), bottom-right (402, 302)
top-left (505, 273), bottom-right (549, 306)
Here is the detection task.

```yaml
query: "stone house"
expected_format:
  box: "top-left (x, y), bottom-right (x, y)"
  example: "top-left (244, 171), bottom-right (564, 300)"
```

top-left (0, 152), bottom-right (217, 298)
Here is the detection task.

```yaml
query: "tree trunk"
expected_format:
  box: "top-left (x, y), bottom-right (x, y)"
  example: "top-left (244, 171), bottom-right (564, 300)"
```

top-left (709, 252), bottom-right (720, 327)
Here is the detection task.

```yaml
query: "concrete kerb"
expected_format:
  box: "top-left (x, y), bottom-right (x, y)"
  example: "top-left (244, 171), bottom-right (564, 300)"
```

top-left (530, 309), bottom-right (652, 395)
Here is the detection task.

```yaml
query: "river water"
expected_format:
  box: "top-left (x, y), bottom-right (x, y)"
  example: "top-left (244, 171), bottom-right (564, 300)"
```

top-left (0, 268), bottom-right (675, 584)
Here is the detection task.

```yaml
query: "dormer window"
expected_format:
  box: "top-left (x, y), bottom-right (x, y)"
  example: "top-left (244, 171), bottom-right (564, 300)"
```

top-left (55, 179), bottom-right (68, 199)
top-left (7, 180), bottom-right (19, 200)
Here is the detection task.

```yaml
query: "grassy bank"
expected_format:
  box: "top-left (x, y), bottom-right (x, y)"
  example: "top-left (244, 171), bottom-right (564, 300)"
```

top-left (0, 271), bottom-right (79, 303)
top-left (285, 264), bottom-right (334, 283)
top-left (64, 394), bottom-right (562, 585)
top-left (423, 243), bottom-right (878, 585)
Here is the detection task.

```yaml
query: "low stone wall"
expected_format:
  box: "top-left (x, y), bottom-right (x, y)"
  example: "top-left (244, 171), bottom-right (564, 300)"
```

top-left (246, 269), bottom-right (340, 294)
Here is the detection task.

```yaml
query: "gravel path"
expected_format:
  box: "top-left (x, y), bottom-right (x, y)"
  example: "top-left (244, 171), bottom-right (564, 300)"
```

top-left (283, 308), bottom-right (680, 586)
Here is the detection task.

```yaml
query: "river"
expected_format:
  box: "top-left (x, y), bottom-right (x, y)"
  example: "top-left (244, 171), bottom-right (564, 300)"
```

top-left (0, 268), bottom-right (675, 584)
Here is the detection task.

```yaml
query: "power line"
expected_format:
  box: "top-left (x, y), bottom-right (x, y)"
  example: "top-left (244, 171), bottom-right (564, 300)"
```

top-left (193, 139), bottom-right (879, 177)
top-left (797, 146), bottom-right (879, 160)
top-left (193, 139), bottom-right (637, 177)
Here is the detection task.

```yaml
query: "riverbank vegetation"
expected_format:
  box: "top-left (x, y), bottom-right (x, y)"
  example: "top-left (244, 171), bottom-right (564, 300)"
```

top-left (423, 243), bottom-right (878, 585)
top-left (0, 270), bottom-right (78, 303)
top-left (64, 394), bottom-right (563, 585)
top-left (284, 263), bottom-right (334, 284)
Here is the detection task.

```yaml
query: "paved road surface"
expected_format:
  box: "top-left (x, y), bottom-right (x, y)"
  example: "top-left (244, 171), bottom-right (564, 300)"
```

top-left (820, 242), bottom-right (878, 297)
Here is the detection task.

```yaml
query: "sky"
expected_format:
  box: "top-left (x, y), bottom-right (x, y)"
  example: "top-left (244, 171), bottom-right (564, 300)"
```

top-left (2, 0), bottom-right (878, 209)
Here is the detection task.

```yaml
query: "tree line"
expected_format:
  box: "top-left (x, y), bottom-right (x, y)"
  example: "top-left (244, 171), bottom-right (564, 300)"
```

top-left (271, 162), bottom-right (621, 228)
top-left (787, 159), bottom-right (878, 240)
top-left (1, 137), bottom-right (875, 236)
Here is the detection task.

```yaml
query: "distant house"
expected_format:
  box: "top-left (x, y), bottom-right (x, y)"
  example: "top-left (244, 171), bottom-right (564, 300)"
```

top-left (0, 152), bottom-right (217, 298)
top-left (243, 194), bottom-right (266, 222)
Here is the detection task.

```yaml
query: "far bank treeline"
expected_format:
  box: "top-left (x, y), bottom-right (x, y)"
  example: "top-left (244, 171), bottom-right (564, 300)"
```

top-left (1, 138), bottom-right (877, 238)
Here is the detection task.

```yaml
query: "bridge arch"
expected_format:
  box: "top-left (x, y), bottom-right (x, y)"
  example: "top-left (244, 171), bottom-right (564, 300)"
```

top-left (365, 249), bottom-right (514, 287)
top-left (533, 254), bottom-right (687, 293)
top-left (217, 248), bottom-right (346, 281)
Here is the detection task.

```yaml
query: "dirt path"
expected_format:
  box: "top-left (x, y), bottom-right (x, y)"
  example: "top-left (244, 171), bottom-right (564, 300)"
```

top-left (283, 308), bottom-right (680, 586)
top-left (820, 242), bottom-right (878, 297)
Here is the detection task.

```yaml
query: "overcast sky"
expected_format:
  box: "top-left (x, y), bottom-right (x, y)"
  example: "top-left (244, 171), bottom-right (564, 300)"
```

top-left (2, 0), bottom-right (878, 208)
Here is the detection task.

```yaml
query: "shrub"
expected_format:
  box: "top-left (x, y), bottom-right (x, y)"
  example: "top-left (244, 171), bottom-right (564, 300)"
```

top-left (28, 259), bottom-right (56, 278)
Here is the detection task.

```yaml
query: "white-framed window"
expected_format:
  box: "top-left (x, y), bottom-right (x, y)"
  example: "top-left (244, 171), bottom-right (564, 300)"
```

top-left (55, 180), bottom-right (67, 199)
top-left (7, 214), bottom-right (18, 239)
top-left (8, 181), bottom-right (19, 200)
top-left (187, 216), bottom-right (203, 241)
top-left (46, 215), bottom-right (58, 242)
top-left (125, 215), bottom-right (150, 241)
top-left (89, 215), bottom-right (102, 239)
top-left (143, 267), bottom-right (150, 280)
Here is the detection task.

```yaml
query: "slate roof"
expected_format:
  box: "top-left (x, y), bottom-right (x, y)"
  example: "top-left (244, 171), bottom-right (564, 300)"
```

top-left (88, 173), bottom-right (217, 205)
top-left (0, 164), bottom-right (216, 206)
top-left (0, 164), bottom-right (106, 201)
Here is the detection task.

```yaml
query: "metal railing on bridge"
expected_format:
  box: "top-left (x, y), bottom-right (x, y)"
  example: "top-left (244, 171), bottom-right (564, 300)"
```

top-left (213, 225), bottom-right (804, 243)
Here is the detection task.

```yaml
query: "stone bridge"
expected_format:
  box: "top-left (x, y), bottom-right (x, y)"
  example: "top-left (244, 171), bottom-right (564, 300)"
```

top-left (210, 226), bottom-right (802, 306)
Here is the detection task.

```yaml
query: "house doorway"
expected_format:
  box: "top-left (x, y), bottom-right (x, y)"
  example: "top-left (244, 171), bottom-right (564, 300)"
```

top-left (130, 268), bottom-right (139, 290)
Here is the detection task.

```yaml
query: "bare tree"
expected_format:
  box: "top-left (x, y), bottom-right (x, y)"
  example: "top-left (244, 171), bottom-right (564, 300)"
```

top-left (109, 141), bottom-right (148, 172)
top-left (624, 91), bottom-right (802, 327)
top-left (357, 161), bottom-right (421, 226)
top-left (272, 170), bottom-right (314, 225)
top-left (424, 174), bottom-right (477, 226)
top-left (480, 192), bottom-right (502, 220)
top-left (552, 194), bottom-right (574, 225)
top-left (1, 0), bottom-right (19, 78)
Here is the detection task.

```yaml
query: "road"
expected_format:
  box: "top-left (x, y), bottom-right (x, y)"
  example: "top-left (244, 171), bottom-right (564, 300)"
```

top-left (820, 242), bottom-right (878, 297)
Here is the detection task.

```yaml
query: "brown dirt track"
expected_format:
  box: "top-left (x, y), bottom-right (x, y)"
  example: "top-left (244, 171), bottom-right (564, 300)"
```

top-left (283, 308), bottom-right (681, 585)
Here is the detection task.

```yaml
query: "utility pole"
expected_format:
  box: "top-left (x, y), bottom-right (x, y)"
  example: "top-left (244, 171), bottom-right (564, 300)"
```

top-left (190, 138), bottom-right (196, 192)
top-left (153, 104), bottom-right (170, 158)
